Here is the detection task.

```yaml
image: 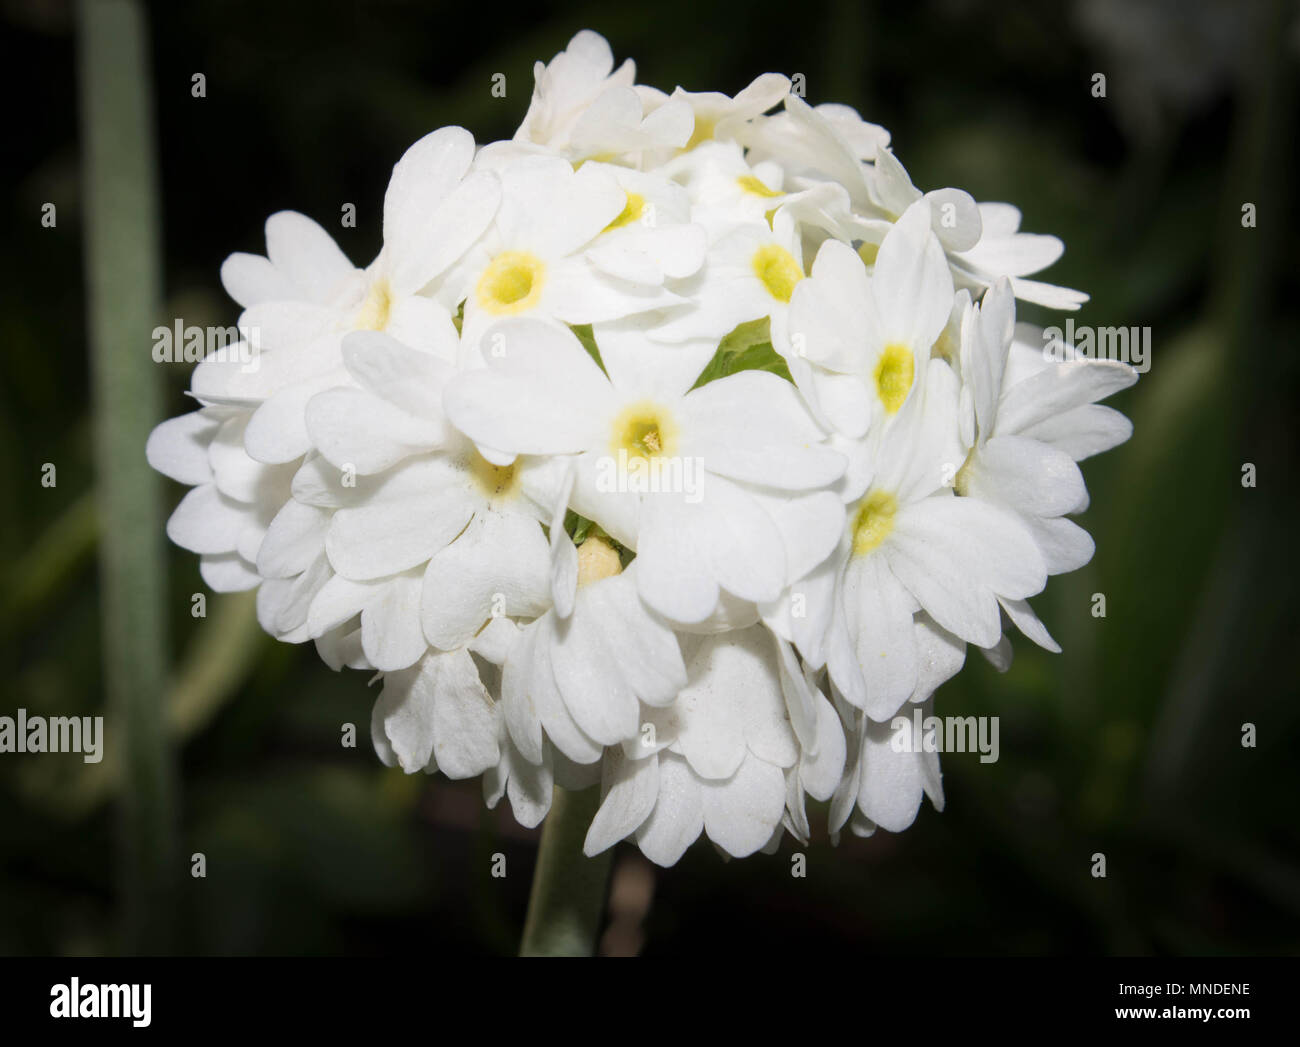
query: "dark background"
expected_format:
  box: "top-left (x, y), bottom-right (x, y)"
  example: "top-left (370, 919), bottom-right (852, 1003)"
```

top-left (1, 0), bottom-right (1297, 956)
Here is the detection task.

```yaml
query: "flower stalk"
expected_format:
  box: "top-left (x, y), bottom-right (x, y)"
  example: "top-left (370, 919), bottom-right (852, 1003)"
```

top-left (519, 786), bottom-right (613, 957)
top-left (78, 0), bottom-right (176, 953)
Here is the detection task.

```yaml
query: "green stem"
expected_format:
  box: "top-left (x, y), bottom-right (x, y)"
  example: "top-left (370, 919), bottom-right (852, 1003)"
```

top-left (519, 786), bottom-right (614, 956)
top-left (78, 0), bottom-right (176, 954)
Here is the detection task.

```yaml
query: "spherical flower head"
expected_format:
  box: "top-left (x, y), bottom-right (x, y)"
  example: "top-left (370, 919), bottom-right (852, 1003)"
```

top-left (144, 28), bottom-right (1134, 866)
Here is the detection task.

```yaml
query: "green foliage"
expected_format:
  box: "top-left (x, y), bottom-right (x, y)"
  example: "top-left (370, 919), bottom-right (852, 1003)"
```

top-left (691, 317), bottom-right (793, 389)
top-left (564, 509), bottom-right (596, 544)
top-left (570, 323), bottom-right (605, 372)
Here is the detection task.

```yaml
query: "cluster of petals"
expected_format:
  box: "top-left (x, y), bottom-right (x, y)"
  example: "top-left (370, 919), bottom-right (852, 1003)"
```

top-left (147, 30), bottom-right (1135, 865)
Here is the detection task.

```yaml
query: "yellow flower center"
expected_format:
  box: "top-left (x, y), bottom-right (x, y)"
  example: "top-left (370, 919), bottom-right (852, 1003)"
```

top-left (931, 327), bottom-right (958, 365)
top-left (752, 244), bottom-right (802, 303)
top-left (577, 535), bottom-right (623, 587)
top-left (737, 174), bottom-right (780, 198)
top-left (851, 490), bottom-right (898, 556)
top-left (611, 401), bottom-right (677, 461)
top-left (605, 191), bottom-right (647, 231)
top-left (857, 241), bottom-right (880, 266)
top-left (874, 342), bottom-right (914, 414)
top-left (684, 117), bottom-right (717, 151)
top-left (467, 452), bottom-right (519, 500)
top-left (476, 251), bottom-right (546, 315)
top-left (354, 277), bottom-right (393, 331)
top-left (954, 447), bottom-right (976, 496)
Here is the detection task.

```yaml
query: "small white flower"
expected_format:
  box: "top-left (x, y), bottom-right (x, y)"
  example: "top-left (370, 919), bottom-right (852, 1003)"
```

top-left (444, 317), bottom-right (844, 623)
top-left (514, 31), bottom-right (639, 154)
top-left (584, 626), bottom-right (814, 865)
top-left (194, 127), bottom-right (498, 464)
top-left (785, 199), bottom-right (954, 438)
top-left (444, 154), bottom-right (687, 363)
top-left (147, 407), bottom-right (294, 592)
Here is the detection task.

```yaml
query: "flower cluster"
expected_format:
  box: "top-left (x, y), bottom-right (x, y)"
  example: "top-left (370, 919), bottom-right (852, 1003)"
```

top-left (147, 30), bottom-right (1136, 865)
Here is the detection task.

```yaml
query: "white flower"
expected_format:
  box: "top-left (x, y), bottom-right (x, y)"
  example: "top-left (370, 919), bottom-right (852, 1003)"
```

top-left (655, 206), bottom-right (809, 349)
top-left (194, 127), bottom-right (498, 463)
top-left (501, 560), bottom-right (685, 762)
top-left (146, 28), bottom-right (1136, 867)
top-left (832, 694), bottom-right (946, 839)
top-left (514, 31), bottom-right (638, 154)
top-left (293, 338), bottom-right (561, 669)
top-left (583, 625), bottom-right (817, 865)
top-left (741, 95), bottom-right (890, 204)
top-left (949, 203), bottom-right (1090, 311)
top-left (146, 407), bottom-right (294, 592)
top-left (442, 154), bottom-right (688, 363)
top-left (443, 317), bottom-right (844, 623)
top-left (666, 141), bottom-right (791, 240)
top-left (785, 199), bottom-right (954, 438)
top-left (371, 647), bottom-right (501, 779)
top-left (807, 361), bottom-right (1044, 721)
top-left (665, 72), bottom-right (792, 156)
top-left (950, 280), bottom-right (1137, 646)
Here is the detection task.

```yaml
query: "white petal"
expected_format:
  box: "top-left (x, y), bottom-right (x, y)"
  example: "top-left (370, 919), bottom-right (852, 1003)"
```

top-left (871, 199), bottom-right (953, 352)
top-left (700, 753), bottom-right (786, 858)
top-left (1019, 403), bottom-right (1133, 461)
top-left (584, 747), bottom-right (659, 856)
top-left (501, 621), bottom-right (545, 764)
top-left (924, 187), bottom-right (981, 252)
top-left (341, 328), bottom-right (455, 418)
top-left (326, 488), bottom-right (475, 580)
top-left (886, 496), bottom-right (1045, 647)
top-left (1027, 514), bottom-right (1095, 575)
top-left (505, 739), bottom-right (553, 829)
top-left (244, 369), bottom-right (347, 464)
top-left (843, 553), bottom-right (920, 719)
top-left (910, 614), bottom-right (967, 701)
top-left (306, 386), bottom-right (443, 474)
top-left (306, 572), bottom-right (382, 636)
top-left (220, 251), bottom-right (295, 308)
top-left (496, 156), bottom-right (624, 260)
top-left (147, 411), bottom-right (218, 485)
top-left (257, 500), bottom-right (330, 579)
top-left (529, 617), bottom-right (604, 765)
top-left (373, 661), bottom-right (437, 773)
top-left (578, 568), bottom-right (687, 705)
top-left (420, 511), bottom-right (551, 650)
top-left (757, 489), bottom-right (844, 584)
top-left (997, 358), bottom-right (1136, 437)
top-left (548, 462), bottom-right (578, 618)
top-left (800, 690), bottom-right (846, 802)
top-left (856, 716), bottom-right (927, 833)
top-left (383, 128), bottom-right (488, 292)
top-left (361, 573), bottom-right (428, 672)
top-left (429, 648), bottom-right (501, 779)
top-left (166, 483), bottom-right (247, 555)
top-left (968, 435), bottom-right (1086, 519)
top-left (635, 753), bottom-right (703, 866)
top-left (1000, 596), bottom-right (1061, 653)
top-left (442, 319), bottom-right (612, 455)
top-left (678, 370), bottom-right (844, 490)
top-left (264, 211), bottom-right (355, 304)
top-left (199, 553), bottom-right (261, 592)
top-left (550, 600), bottom-right (641, 746)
